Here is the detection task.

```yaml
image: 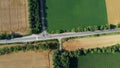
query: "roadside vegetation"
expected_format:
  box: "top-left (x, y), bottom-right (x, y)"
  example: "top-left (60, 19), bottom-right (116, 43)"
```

top-left (28, 0), bottom-right (42, 34)
top-left (53, 44), bottom-right (120, 68)
top-left (0, 43), bottom-right (59, 55)
top-left (49, 24), bottom-right (120, 34)
top-left (0, 33), bottom-right (22, 40)
top-left (0, 39), bottom-right (59, 55)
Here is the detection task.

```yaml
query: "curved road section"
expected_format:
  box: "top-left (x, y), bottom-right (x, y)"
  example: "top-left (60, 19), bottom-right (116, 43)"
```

top-left (0, 28), bottom-right (120, 44)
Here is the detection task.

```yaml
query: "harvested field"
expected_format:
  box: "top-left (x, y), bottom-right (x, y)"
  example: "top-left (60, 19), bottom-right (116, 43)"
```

top-left (63, 34), bottom-right (120, 51)
top-left (0, 51), bottom-right (53, 68)
top-left (0, 0), bottom-right (30, 35)
top-left (106, 0), bottom-right (120, 25)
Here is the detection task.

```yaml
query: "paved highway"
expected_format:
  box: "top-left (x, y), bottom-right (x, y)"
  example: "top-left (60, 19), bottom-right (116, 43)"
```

top-left (0, 28), bottom-right (120, 44)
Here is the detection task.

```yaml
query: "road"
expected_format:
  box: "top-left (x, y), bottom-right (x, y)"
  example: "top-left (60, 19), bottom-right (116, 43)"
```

top-left (0, 28), bottom-right (120, 44)
top-left (1, 0), bottom-right (120, 50)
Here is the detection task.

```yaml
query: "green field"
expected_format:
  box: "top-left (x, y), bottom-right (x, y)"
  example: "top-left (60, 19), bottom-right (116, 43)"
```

top-left (78, 53), bottom-right (120, 68)
top-left (46, 0), bottom-right (108, 32)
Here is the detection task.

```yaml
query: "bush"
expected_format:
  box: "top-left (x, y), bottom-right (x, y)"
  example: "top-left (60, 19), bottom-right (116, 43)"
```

top-left (39, 43), bottom-right (59, 50)
top-left (0, 32), bottom-right (23, 40)
top-left (0, 33), bottom-right (11, 40)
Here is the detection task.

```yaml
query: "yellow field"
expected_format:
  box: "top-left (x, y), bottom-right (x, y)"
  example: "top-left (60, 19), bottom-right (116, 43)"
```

top-left (0, 51), bottom-right (53, 68)
top-left (106, 0), bottom-right (120, 25)
top-left (0, 0), bottom-right (30, 35)
top-left (63, 34), bottom-right (120, 51)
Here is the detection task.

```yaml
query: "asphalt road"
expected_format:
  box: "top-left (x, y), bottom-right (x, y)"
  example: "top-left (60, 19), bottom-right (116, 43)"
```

top-left (0, 28), bottom-right (120, 44)
top-left (0, 0), bottom-right (120, 44)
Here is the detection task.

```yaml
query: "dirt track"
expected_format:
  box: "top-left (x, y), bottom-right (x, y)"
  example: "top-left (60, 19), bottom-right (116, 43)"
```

top-left (106, 0), bottom-right (120, 25)
top-left (0, 51), bottom-right (53, 68)
top-left (0, 0), bottom-right (30, 35)
top-left (63, 34), bottom-right (120, 51)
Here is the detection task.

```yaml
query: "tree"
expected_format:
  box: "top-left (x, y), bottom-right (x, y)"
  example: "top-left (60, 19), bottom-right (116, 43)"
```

top-left (117, 23), bottom-right (120, 28)
top-left (110, 24), bottom-right (116, 29)
top-left (71, 28), bottom-right (76, 32)
top-left (61, 52), bottom-right (70, 68)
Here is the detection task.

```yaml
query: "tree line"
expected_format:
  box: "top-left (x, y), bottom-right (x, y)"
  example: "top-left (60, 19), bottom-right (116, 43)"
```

top-left (28, 0), bottom-right (42, 34)
top-left (53, 44), bottom-right (120, 68)
top-left (0, 33), bottom-right (22, 40)
top-left (0, 43), bottom-right (59, 55)
top-left (49, 24), bottom-right (120, 34)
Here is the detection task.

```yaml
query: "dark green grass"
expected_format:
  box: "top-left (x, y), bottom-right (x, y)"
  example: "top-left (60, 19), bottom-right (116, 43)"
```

top-left (46, 0), bottom-right (108, 32)
top-left (78, 53), bottom-right (120, 68)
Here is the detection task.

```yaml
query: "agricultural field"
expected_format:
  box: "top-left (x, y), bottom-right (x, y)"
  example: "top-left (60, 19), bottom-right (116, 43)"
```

top-left (77, 53), bottom-right (120, 68)
top-left (106, 0), bottom-right (120, 25)
top-left (0, 0), bottom-right (30, 35)
top-left (63, 34), bottom-right (120, 51)
top-left (46, 0), bottom-right (108, 32)
top-left (0, 51), bottom-right (53, 68)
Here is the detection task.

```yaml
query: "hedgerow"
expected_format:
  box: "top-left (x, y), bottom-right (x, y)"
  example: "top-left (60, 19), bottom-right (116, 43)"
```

top-left (28, 0), bottom-right (42, 34)
top-left (0, 43), bottom-right (59, 55)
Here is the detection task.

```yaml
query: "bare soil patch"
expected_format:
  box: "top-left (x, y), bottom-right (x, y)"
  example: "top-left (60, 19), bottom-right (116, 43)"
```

top-left (0, 51), bottom-right (53, 68)
top-left (0, 0), bottom-right (30, 35)
top-left (63, 35), bottom-right (120, 51)
top-left (106, 0), bottom-right (120, 25)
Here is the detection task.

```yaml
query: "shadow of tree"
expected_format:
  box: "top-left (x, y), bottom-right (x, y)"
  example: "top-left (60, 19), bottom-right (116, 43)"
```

top-left (70, 57), bottom-right (78, 68)
top-left (39, 0), bottom-right (48, 31)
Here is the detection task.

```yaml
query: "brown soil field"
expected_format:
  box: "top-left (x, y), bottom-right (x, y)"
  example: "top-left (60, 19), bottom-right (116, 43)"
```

top-left (0, 0), bottom-right (30, 35)
top-left (63, 34), bottom-right (120, 51)
top-left (106, 0), bottom-right (120, 25)
top-left (0, 51), bottom-right (53, 68)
